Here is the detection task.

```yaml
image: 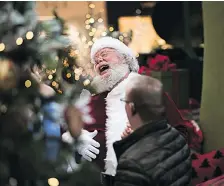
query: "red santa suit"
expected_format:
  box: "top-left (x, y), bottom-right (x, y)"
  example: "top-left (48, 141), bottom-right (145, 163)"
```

top-left (84, 73), bottom-right (135, 176)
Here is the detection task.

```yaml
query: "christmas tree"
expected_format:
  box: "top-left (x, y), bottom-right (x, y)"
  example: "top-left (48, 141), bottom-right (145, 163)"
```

top-left (203, 176), bottom-right (209, 182)
top-left (199, 158), bottom-right (211, 168)
top-left (191, 153), bottom-right (198, 160)
top-left (213, 150), bottom-right (224, 159)
top-left (192, 167), bottom-right (198, 179)
top-left (213, 166), bottom-right (223, 178)
top-left (84, 2), bottom-right (133, 47)
top-left (0, 2), bottom-right (100, 186)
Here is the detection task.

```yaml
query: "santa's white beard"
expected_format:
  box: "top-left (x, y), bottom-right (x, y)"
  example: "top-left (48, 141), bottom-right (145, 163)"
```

top-left (91, 63), bottom-right (130, 94)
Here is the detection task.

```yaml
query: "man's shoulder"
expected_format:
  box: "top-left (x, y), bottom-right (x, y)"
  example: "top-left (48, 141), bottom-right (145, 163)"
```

top-left (118, 127), bottom-right (184, 166)
top-left (118, 136), bottom-right (157, 164)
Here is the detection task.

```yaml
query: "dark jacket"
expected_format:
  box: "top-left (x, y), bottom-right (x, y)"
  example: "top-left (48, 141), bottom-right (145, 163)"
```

top-left (113, 120), bottom-right (192, 186)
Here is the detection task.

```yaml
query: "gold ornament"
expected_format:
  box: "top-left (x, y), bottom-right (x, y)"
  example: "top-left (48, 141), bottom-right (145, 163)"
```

top-left (0, 59), bottom-right (18, 91)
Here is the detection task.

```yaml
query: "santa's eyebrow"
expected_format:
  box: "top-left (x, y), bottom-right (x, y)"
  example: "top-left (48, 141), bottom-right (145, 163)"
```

top-left (95, 49), bottom-right (115, 59)
top-left (95, 51), bottom-right (107, 58)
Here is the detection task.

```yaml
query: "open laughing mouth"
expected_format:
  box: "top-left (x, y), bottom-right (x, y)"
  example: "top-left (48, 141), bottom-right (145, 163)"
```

top-left (99, 64), bottom-right (109, 75)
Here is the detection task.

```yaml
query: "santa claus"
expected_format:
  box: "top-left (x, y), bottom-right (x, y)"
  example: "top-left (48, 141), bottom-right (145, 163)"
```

top-left (62, 36), bottom-right (139, 176)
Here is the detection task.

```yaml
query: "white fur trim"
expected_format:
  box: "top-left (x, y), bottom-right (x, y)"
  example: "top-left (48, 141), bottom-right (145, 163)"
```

top-left (91, 37), bottom-right (139, 72)
top-left (104, 72), bottom-right (135, 176)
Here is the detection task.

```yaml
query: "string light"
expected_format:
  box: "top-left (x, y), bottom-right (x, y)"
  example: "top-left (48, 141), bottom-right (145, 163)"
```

top-left (16, 37), bottom-right (23, 45)
top-left (92, 28), bottom-right (96, 32)
top-left (98, 18), bottom-right (103, 23)
top-left (66, 73), bottom-right (71, 78)
top-left (101, 32), bottom-right (107, 36)
top-left (26, 31), bottom-right (34, 40)
top-left (0, 43), bottom-right (5, 52)
top-left (48, 178), bottom-right (59, 186)
top-left (88, 41), bottom-right (93, 46)
top-left (48, 75), bottom-right (53, 80)
top-left (9, 177), bottom-right (17, 186)
top-left (74, 68), bottom-right (78, 74)
top-left (25, 80), bottom-right (32, 88)
top-left (69, 50), bottom-right (76, 57)
top-left (52, 69), bottom-right (57, 73)
top-left (74, 68), bottom-right (83, 74)
top-left (85, 25), bottom-right (90, 29)
top-left (84, 1), bottom-right (107, 62)
top-left (109, 27), bottom-right (114, 32)
top-left (89, 18), bottom-right (95, 24)
top-left (63, 60), bottom-right (69, 67)
top-left (86, 14), bottom-right (91, 19)
top-left (136, 9), bottom-right (142, 15)
top-left (0, 31), bottom-right (36, 53)
top-left (57, 90), bottom-right (62, 94)
top-left (52, 81), bottom-right (57, 87)
top-left (55, 83), bottom-right (59, 89)
top-left (83, 79), bottom-right (90, 86)
top-left (75, 74), bottom-right (80, 80)
top-left (123, 33), bottom-right (128, 37)
top-left (89, 3), bottom-right (95, 9)
top-left (0, 104), bottom-right (7, 113)
top-left (119, 35), bottom-right (124, 41)
top-left (89, 32), bottom-right (94, 37)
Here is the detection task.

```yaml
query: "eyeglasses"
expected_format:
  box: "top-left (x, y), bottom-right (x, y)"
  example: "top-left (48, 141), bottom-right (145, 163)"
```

top-left (121, 98), bottom-right (164, 109)
top-left (121, 98), bottom-right (137, 115)
top-left (120, 98), bottom-right (132, 104)
top-left (94, 49), bottom-right (117, 61)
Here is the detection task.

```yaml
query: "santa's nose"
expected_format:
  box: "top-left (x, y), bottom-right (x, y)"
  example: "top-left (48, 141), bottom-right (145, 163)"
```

top-left (96, 56), bottom-right (104, 64)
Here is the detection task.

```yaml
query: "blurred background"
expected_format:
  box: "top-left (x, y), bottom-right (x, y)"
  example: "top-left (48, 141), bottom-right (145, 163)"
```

top-left (36, 1), bottom-right (203, 102)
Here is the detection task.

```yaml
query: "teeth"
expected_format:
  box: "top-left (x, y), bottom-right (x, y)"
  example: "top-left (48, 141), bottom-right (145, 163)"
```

top-left (100, 65), bottom-right (107, 71)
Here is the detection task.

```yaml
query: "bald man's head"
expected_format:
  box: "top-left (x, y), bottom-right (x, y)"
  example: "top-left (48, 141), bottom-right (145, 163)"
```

top-left (126, 73), bottom-right (165, 123)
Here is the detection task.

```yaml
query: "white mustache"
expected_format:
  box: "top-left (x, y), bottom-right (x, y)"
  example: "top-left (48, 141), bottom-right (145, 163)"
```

top-left (92, 63), bottom-right (130, 93)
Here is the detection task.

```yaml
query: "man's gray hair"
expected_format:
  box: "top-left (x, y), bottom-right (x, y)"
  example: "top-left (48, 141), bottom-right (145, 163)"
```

top-left (115, 49), bottom-right (139, 72)
top-left (127, 73), bottom-right (165, 123)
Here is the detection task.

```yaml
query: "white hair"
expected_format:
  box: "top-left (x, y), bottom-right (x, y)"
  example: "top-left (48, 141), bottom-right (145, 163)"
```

top-left (91, 60), bottom-right (130, 94)
top-left (114, 49), bottom-right (139, 72)
top-left (91, 37), bottom-right (139, 72)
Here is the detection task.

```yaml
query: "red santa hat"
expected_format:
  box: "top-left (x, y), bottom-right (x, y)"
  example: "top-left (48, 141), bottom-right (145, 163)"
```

top-left (90, 36), bottom-right (139, 72)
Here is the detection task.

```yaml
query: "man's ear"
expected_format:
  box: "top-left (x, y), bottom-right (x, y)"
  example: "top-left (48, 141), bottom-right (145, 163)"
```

top-left (129, 103), bottom-right (137, 116)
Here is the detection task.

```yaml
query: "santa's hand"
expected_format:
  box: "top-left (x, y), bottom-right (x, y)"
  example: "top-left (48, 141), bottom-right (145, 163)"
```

top-left (77, 130), bottom-right (100, 162)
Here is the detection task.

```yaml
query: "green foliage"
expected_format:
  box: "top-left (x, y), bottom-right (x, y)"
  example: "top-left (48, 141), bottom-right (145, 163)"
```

top-left (0, 2), bottom-right (96, 185)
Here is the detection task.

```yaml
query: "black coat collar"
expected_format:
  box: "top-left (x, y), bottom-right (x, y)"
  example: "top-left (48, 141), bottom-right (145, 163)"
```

top-left (113, 120), bottom-right (168, 160)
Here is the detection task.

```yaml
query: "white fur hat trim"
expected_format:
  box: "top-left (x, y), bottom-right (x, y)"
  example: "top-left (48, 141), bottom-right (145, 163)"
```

top-left (90, 37), bottom-right (139, 72)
